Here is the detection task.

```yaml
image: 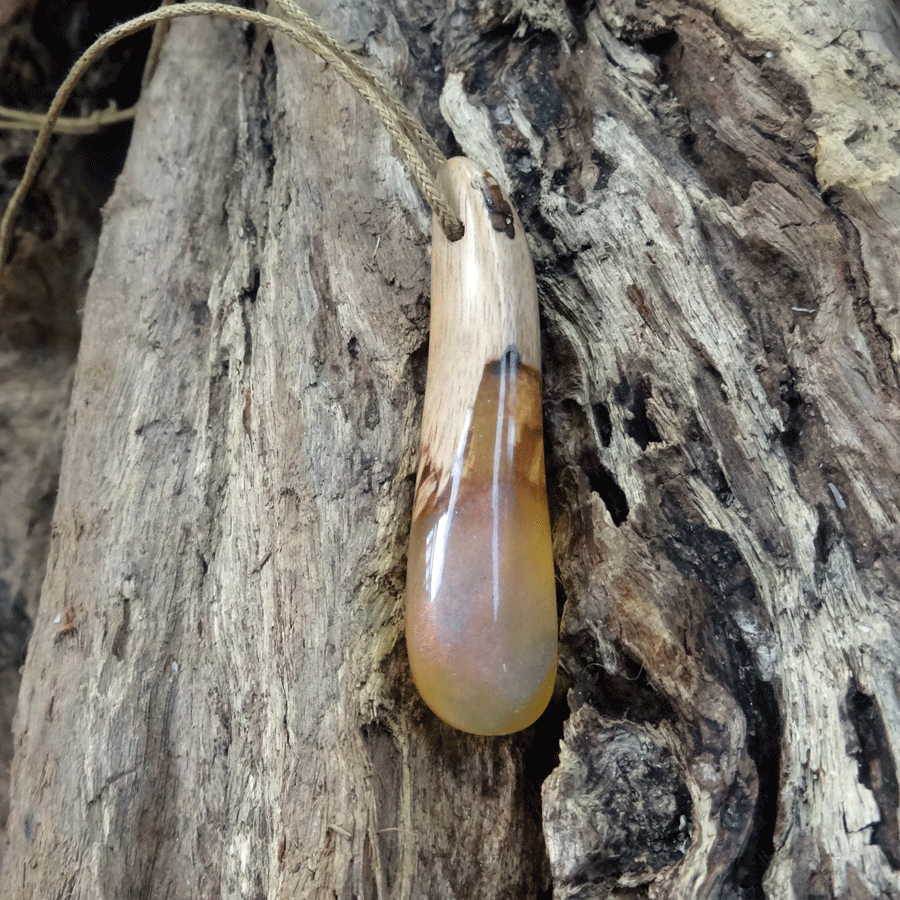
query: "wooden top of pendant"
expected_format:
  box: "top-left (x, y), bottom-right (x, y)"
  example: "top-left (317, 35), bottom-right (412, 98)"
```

top-left (416, 157), bottom-right (541, 511)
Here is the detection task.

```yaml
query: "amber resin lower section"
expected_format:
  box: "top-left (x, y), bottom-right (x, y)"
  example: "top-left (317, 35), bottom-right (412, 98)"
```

top-left (405, 353), bottom-right (558, 735)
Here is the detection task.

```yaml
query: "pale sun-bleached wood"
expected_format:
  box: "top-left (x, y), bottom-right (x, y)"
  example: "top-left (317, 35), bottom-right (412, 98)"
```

top-left (416, 156), bottom-right (540, 516)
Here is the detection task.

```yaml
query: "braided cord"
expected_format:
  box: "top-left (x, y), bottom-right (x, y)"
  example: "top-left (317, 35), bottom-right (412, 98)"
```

top-left (0, 1), bottom-right (463, 267)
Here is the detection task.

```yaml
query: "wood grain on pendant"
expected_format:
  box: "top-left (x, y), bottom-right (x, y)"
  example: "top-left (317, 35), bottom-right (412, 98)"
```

top-left (406, 157), bottom-right (557, 735)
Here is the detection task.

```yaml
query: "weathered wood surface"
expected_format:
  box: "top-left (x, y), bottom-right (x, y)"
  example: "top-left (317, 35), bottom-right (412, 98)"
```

top-left (1, 0), bottom-right (899, 898)
top-left (0, 0), bottom-right (157, 877)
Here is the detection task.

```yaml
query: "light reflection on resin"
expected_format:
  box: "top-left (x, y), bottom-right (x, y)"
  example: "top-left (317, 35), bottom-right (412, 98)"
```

top-left (405, 350), bottom-right (558, 735)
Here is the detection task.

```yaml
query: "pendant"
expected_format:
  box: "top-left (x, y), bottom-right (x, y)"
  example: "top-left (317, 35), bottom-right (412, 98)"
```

top-left (405, 157), bottom-right (557, 735)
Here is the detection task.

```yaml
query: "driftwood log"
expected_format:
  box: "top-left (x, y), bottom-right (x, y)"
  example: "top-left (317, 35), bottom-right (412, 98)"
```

top-left (0, 0), bottom-right (155, 880)
top-left (2, 0), bottom-right (900, 897)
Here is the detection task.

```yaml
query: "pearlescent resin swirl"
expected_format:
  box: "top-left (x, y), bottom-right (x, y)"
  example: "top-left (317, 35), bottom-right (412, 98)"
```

top-left (405, 157), bottom-right (557, 735)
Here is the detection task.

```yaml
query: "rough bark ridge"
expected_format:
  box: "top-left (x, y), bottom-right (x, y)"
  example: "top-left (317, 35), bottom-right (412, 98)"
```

top-left (1, 1), bottom-right (899, 899)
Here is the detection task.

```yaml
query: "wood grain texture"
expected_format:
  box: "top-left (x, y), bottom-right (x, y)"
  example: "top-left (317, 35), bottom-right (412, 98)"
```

top-left (0, 0), bottom-right (160, 878)
top-left (1, 0), bottom-right (899, 897)
top-left (415, 156), bottom-right (540, 509)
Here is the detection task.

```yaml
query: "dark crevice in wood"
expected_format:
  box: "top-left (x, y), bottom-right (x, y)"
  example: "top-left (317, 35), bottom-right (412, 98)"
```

top-left (239, 299), bottom-right (253, 369)
top-left (204, 357), bottom-right (234, 552)
top-left (569, 629), bottom-right (677, 727)
top-left (553, 565), bottom-right (568, 622)
top-left (110, 594), bottom-right (130, 661)
top-left (681, 123), bottom-right (772, 205)
top-left (544, 377), bottom-right (631, 527)
top-left (638, 29), bottom-right (679, 60)
top-left (813, 504), bottom-right (838, 581)
top-left (589, 148), bottom-right (616, 192)
top-left (550, 164), bottom-right (571, 192)
top-left (565, 0), bottom-right (596, 24)
top-left (620, 377), bottom-right (662, 451)
top-left (242, 22), bottom-right (257, 56)
top-left (662, 513), bottom-right (781, 896)
top-left (256, 40), bottom-right (277, 190)
top-left (612, 375), bottom-right (630, 406)
top-left (663, 517), bottom-right (760, 615)
top-left (846, 686), bottom-right (900, 871)
top-left (613, 375), bottom-right (663, 451)
top-left (723, 674), bottom-right (780, 899)
top-left (580, 454), bottom-right (629, 526)
top-left (527, 206), bottom-right (559, 245)
top-left (595, 659), bottom-right (676, 725)
top-left (404, 337), bottom-right (429, 397)
top-left (508, 32), bottom-right (564, 137)
top-left (523, 686), bottom-right (567, 896)
top-left (463, 37), bottom-right (516, 95)
top-left (0, 583), bottom-right (30, 668)
top-left (591, 401), bottom-right (612, 447)
top-left (471, 9), bottom-right (522, 41)
top-left (777, 369), bottom-right (804, 459)
top-left (239, 265), bottom-right (261, 306)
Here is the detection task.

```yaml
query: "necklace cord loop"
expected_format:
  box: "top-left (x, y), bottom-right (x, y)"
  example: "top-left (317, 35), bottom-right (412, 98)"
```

top-left (0, 0), bottom-right (464, 268)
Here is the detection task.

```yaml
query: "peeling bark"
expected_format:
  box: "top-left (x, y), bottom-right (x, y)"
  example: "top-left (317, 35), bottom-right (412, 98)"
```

top-left (1, 1), bottom-right (899, 898)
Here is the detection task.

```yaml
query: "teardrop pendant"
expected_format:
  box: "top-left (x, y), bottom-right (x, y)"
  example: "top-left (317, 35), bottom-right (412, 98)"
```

top-left (405, 157), bottom-right (557, 735)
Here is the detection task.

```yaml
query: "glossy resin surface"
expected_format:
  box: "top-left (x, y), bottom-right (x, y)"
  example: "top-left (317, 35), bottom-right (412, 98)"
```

top-left (406, 353), bottom-right (557, 735)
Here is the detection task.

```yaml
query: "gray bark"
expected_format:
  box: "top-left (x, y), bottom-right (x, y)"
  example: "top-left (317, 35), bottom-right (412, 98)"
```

top-left (0, 0), bottom-right (121, 877)
top-left (2, 1), bottom-right (899, 898)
